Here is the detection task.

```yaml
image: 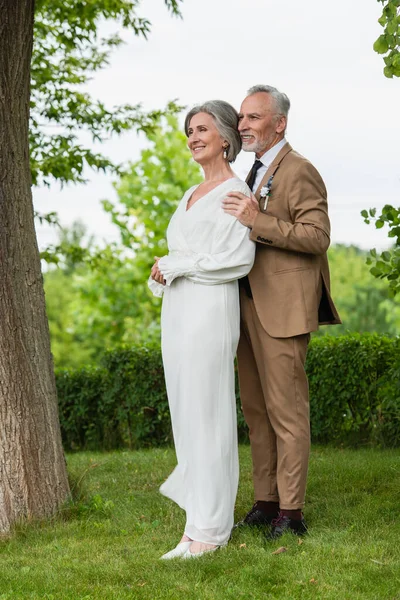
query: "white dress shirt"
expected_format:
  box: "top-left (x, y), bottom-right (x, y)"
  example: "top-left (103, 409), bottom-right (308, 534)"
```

top-left (252, 138), bottom-right (287, 192)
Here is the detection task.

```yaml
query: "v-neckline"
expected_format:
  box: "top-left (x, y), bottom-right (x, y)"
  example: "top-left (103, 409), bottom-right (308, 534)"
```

top-left (185, 177), bottom-right (237, 213)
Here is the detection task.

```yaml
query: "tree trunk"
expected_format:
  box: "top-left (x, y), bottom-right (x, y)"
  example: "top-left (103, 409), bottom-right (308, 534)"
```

top-left (0, 0), bottom-right (70, 533)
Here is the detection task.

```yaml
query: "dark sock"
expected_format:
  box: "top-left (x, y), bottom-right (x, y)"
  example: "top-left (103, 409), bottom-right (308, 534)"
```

top-left (255, 501), bottom-right (280, 515)
top-left (280, 509), bottom-right (303, 521)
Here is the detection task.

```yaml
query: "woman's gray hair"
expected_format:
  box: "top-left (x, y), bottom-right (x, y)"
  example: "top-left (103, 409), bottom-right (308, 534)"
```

top-left (247, 84), bottom-right (291, 118)
top-left (184, 100), bottom-right (241, 163)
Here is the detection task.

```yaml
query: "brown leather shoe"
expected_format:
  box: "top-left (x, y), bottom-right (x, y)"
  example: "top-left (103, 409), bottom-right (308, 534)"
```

top-left (267, 512), bottom-right (308, 539)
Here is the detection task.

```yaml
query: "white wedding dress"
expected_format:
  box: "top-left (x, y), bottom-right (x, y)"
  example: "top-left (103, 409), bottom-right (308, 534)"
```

top-left (148, 177), bottom-right (255, 545)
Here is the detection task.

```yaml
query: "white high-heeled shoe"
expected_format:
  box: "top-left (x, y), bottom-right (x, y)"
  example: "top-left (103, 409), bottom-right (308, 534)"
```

top-left (160, 541), bottom-right (192, 560)
top-left (182, 542), bottom-right (226, 559)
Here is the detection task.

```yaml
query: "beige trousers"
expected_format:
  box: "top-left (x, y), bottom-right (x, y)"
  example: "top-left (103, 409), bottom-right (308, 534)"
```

top-left (237, 290), bottom-right (310, 510)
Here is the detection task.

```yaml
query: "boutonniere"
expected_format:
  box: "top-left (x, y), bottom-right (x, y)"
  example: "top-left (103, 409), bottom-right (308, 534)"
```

top-left (259, 175), bottom-right (274, 210)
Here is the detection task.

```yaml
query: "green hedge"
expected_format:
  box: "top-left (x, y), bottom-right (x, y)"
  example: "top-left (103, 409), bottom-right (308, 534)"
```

top-left (56, 346), bottom-right (170, 450)
top-left (57, 366), bottom-right (111, 450)
top-left (375, 359), bottom-right (400, 447)
top-left (306, 334), bottom-right (399, 445)
top-left (55, 334), bottom-right (400, 450)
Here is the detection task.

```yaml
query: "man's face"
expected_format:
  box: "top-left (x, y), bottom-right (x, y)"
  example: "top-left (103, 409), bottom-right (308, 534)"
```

top-left (238, 92), bottom-right (286, 157)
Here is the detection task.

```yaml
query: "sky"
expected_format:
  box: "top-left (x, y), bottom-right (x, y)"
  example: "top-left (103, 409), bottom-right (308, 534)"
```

top-left (34, 0), bottom-right (400, 252)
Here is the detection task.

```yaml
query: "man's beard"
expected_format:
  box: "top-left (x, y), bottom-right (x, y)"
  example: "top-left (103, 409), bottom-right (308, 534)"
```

top-left (241, 133), bottom-right (277, 154)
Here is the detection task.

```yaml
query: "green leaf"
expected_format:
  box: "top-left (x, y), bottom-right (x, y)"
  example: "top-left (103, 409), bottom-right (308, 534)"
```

top-left (384, 65), bottom-right (394, 77)
top-left (381, 251), bottom-right (392, 262)
top-left (376, 220), bottom-right (385, 229)
top-left (374, 35), bottom-right (389, 54)
top-left (387, 19), bottom-right (398, 35)
top-left (370, 266), bottom-right (381, 277)
top-left (376, 260), bottom-right (391, 273)
top-left (392, 63), bottom-right (400, 76)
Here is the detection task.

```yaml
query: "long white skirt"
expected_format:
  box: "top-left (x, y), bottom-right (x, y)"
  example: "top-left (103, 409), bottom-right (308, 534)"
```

top-left (160, 277), bottom-right (240, 545)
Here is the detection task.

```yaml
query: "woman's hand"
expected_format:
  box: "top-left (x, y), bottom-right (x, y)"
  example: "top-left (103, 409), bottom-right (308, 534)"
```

top-left (151, 256), bottom-right (166, 285)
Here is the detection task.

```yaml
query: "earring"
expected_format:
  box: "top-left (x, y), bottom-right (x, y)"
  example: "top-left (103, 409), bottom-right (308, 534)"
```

top-left (223, 144), bottom-right (229, 160)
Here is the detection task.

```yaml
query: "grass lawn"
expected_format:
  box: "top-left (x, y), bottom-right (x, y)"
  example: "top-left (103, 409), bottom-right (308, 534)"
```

top-left (0, 446), bottom-right (399, 599)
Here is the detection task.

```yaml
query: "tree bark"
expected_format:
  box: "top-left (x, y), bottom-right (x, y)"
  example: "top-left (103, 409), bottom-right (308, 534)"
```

top-left (0, 0), bottom-right (70, 533)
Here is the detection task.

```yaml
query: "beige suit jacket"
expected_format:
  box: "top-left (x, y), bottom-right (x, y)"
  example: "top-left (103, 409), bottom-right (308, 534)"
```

top-left (247, 142), bottom-right (341, 338)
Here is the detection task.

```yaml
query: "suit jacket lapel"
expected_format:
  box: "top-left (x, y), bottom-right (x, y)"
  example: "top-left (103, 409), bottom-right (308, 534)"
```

top-left (245, 170), bottom-right (254, 187)
top-left (253, 142), bottom-right (293, 199)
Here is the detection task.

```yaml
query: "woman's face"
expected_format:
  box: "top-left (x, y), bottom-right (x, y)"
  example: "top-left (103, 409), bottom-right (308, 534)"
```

top-left (187, 112), bottom-right (225, 165)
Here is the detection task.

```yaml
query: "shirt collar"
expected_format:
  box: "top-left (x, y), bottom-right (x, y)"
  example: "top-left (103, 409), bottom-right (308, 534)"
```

top-left (258, 138), bottom-right (287, 169)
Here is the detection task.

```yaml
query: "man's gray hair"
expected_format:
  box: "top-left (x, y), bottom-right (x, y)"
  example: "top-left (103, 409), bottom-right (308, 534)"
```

top-left (247, 85), bottom-right (291, 118)
top-left (184, 100), bottom-right (241, 163)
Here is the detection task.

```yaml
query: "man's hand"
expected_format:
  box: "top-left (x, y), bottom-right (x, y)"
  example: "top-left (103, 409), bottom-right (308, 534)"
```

top-left (150, 256), bottom-right (166, 285)
top-left (222, 192), bottom-right (260, 228)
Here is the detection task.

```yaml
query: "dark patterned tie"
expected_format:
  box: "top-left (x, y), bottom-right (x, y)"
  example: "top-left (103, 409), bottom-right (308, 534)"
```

top-left (240, 160), bottom-right (263, 300)
top-left (247, 159), bottom-right (263, 191)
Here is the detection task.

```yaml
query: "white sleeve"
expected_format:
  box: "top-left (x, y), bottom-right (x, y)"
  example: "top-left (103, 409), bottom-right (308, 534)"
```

top-left (158, 183), bottom-right (255, 286)
top-left (147, 276), bottom-right (165, 297)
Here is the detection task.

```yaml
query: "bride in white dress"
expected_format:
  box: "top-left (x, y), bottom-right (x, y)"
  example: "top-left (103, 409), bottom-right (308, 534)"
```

top-left (148, 100), bottom-right (255, 559)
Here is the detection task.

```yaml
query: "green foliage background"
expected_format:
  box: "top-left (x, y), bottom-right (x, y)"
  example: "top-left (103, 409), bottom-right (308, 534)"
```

top-left (35, 1), bottom-right (400, 369)
top-left (319, 244), bottom-right (400, 337)
top-left (362, 205), bottom-right (400, 296)
top-left (32, 0), bottom-right (182, 187)
top-left (56, 334), bottom-right (400, 451)
top-left (45, 237), bottom-right (400, 368)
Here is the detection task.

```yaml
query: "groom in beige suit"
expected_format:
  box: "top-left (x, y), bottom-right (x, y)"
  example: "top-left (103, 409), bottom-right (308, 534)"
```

top-left (223, 85), bottom-right (340, 539)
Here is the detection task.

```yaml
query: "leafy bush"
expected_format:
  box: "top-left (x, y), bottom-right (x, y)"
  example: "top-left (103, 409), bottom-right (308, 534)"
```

top-left (56, 346), bottom-right (171, 450)
top-left (56, 366), bottom-right (110, 450)
top-left (56, 334), bottom-right (400, 450)
top-left (374, 359), bottom-right (400, 447)
top-left (306, 333), bottom-right (399, 445)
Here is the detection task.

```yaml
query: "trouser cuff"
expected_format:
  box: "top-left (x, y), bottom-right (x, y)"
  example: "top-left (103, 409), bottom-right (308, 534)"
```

top-left (279, 502), bottom-right (305, 510)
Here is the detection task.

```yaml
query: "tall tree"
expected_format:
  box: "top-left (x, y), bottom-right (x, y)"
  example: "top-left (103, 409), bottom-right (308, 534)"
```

top-left (0, 0), bottom-right (69, 533)
top-left (0, 0), bottom-right (184, 533)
